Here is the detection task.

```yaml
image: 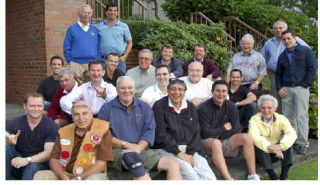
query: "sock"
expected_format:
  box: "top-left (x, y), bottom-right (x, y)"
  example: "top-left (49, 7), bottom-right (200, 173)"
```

top-left (267, 169), bottom-right (278, 180)
top-left (280, 165), bottom-right (291, 180)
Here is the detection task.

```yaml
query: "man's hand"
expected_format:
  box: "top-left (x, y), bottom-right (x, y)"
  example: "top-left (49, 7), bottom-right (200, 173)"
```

top-left (177, 152), bottom-right (194, 167)
top-left (206, 74), bottom-right (213, 80)
top-left (6, 130), bottom-right (20, 145)
top-left (123, 143), bottom-right (143, 154)
top-left (11, 157), bottom-right (29, 169)
top-left (250, 82), bottom-right (259, 90)
top-left (224, 122), bottom-right (232, 130)
top-left (95, 87), bottom-right (107, 99)
top-left (274, 150), bottom-right (284, 159)
top-left (267, 144), bottom-right (281, 153)
top-left (267, 69), bottom-right (274, 76)
top-left (278, 88), bottom-right (287, 99)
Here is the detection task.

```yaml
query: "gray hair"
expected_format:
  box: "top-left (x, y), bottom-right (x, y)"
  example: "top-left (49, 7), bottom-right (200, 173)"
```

top-left (138, 49), bottom-right (153, 59)
top-left (116, 76), bottom-right (136, 87)
top-left (188, 61), bottom-right (204, 71)
top-left (240, 33), bottom-right (255, 46)
top-left (257, 94), bottom-right (278, 108)
top-left (273, 20), bottom-right (288, 30)
top-left (79, 4), bottom-right (93, 16)
top-left (58, 68), bottom-right (74, 79)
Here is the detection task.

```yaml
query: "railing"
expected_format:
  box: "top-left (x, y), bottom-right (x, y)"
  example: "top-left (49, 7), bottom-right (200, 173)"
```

top-left (87, 0), bottom-right (148, 24)
top-left (190, 12), bottom-right (235, 51)
top-left (223, 16), bottom-right (268, 51)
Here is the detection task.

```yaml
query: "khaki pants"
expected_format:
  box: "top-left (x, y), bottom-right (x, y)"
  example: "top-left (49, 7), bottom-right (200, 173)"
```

top-left (33, 170), bottom-right (107, 180)
top-left (269, 72), bottom-right (282, 113)
top-left (69, 61), bottom-right (90, 84)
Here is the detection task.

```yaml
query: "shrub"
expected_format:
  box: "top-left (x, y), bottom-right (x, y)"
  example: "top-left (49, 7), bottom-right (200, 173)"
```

top-left (309, 76), bottom-right (318, 137)
top-left (125, 19), bottom-right (233, 75)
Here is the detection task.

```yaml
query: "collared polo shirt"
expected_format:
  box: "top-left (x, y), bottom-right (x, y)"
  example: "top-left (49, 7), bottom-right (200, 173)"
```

top-left (141, 83), bottom-right (168, 106)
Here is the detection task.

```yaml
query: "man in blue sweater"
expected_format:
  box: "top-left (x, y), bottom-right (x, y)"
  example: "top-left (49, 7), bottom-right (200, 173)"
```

top-left (63, 4), bottom-right (101, 84)
top-left (275, 29), bottom-right (317, 155)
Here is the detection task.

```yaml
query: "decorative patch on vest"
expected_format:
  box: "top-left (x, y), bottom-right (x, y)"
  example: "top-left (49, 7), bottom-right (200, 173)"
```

top-left (92, 157), bottom-right (96, 164)
top-left (90, 133), bottom-right (101, 144)
top-left (59, 159), bottom-right (67, 167)
top-left (60, 139), bottom-right (71, 145)
top-left (61, 151), bottom-right (70, 159)
top-left (83, 144), bottom-right (93, 152)
top-left (76, 167), bottom-right (84, 175)
top-left (89, 152), bottom-right (95, 160)
top-left (77, 158), bottom-right (88, 167)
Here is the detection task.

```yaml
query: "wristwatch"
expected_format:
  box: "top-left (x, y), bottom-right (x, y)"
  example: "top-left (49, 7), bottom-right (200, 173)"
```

top-left (76, 176), bottom-right (82, 180)
top-left (26, 157), bottom-right (32, 163)
top-left (121, 140), bottom-right (126, 149)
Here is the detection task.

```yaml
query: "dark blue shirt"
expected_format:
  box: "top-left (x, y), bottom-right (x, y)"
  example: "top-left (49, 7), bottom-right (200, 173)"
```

top-left (6, 115), bottom-right (58, 157)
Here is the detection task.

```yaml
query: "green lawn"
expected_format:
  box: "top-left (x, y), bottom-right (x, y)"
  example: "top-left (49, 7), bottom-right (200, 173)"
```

top-left (262, 160), bottom-right (318, 180)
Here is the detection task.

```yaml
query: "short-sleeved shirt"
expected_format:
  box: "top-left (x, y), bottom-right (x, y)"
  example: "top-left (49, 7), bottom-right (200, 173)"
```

top-left (228, 85), bottom-right (250, 104)
top-left (6, 115), bottom-right (58, 157)
top-left (50, 128), bottom-right (114, 173)
top-left (141, 83), bottom-right (167, 106)
top-left (103, 68), bottom-right (125, 87)
top-left (37, 76), bottom-right (60, 102)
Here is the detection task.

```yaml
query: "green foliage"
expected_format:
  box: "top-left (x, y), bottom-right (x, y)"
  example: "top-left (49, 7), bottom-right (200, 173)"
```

top-left (124, 20), bottom-right (233, 74)
top-left (308, 76), bottom-right (318, 137)
top-left (161, 0), bottom-right (318, 55)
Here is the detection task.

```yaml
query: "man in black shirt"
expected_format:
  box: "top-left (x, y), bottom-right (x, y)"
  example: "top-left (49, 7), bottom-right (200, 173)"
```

top-left (37, 56), bottom-right (64, 111)
top-left (102, 53), bottom-right (125, 87)
top-left (197, 80), bottom-right (259, 180)
top-left (228, 69), bottom-right (257, 132)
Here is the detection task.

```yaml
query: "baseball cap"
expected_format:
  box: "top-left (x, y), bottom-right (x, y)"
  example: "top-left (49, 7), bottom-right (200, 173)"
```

top-left (122, 152), bottom-right (146, 178)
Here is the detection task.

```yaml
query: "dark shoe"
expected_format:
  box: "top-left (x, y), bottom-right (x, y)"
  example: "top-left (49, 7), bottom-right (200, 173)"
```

top-left (296, 146), bottom-right (308, 155)
top-left (293, 145), bottom-right (300, 153)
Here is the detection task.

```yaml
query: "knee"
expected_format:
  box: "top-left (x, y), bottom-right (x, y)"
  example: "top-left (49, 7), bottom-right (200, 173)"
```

top-left (242, 134), bottom-right (253, 145)
top-left (211, 139), bottom-right (222, 149)
top-left (159, 157), bottom-right (180, 171)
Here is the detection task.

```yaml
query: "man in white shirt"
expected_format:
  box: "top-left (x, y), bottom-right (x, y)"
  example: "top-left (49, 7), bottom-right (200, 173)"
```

top-left (180, 62), bottom-right (213, 107)
top-left (141, 65), bottom-right (171, 107)
top-left (60, 61), bottom-right (117, 118)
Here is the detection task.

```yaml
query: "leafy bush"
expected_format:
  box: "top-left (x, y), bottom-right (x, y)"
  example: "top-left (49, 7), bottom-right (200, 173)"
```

top-left (125, 20), bottom-right (233, 74)
top-left (309, 76), bottom-right (318, 137)
top-left (161, 0), bottom-right (318, 55)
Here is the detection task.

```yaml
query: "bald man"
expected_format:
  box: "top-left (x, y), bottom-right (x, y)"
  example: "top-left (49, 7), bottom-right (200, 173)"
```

top-left (34, 101), bottom-right (114, 180)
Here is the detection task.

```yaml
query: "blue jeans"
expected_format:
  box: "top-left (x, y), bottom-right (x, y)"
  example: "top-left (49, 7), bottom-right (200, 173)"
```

top-left (117, 60), bottom-right (126, 73)
top-left (6, 145), bottom-right (49, 180)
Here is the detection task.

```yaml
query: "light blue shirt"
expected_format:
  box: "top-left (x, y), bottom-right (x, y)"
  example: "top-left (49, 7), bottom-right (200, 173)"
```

top-left (97, 20), bottom-right (132, 56)
top-left (261, 36), bottom-right (309, 72)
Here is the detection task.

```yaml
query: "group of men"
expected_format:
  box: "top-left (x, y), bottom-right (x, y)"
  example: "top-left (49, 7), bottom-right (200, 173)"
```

top-left (6, 2), bottom-right (317, 181)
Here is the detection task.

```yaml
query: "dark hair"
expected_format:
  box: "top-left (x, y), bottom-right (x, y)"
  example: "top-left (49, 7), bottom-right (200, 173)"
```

top-left (167, 78), bottom-right (187, 91)
top-left (161, 44), bottom-right (174, 52)
top-left (50, 56), bottom-right (64, 65)
top-left (194, 44), bottom-right (206, 52)
top-left (88, 60), bottom-right (105, 70)
top-left (106, 53), bottom-right (120, 60)
top-left (282, 29), bottom-right (295, 37)
top-left (230, 69), bottom-right (242, 77)
top-left (155, 64), bottom-right (170, 74)
top-left (106, 2), bottom-right (118, 11)
top-left (211, 80), bottom-right (228, 91)
top-left (23, 92), bottom-right (44, 104)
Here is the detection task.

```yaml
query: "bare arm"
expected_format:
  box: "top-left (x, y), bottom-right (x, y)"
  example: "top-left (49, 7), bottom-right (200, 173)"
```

top-left (236, 92), bottom-right (257, 106)
top-left (112, 137), bottom-right (149, 154)
top-left (50, 158), bottom-right (70, 180)
top-left (119, 40), bottom-right (133, 62)
top-left (30, 142), bottom-right (55, 163)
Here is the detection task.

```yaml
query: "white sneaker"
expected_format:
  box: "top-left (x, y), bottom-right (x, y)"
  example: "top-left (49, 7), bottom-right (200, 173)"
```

top-left (247, 174), bottom-right (260, 180)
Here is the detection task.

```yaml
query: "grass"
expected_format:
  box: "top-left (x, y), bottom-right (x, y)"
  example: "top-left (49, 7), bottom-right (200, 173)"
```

top-left (262, 160), bottom-right (318, 180)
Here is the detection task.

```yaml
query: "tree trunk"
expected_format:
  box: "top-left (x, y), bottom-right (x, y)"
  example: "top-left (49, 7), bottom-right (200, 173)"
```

top-left (154, 0), bottom-right (160, 19)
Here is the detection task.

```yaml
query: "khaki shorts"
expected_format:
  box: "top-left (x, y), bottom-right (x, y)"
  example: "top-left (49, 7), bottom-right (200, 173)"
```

top-left (202, 136), bottom-right (240, 158)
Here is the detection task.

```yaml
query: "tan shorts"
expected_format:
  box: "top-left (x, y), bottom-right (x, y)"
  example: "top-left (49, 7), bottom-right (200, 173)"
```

top-left (221, 136), bottom-right (240, 157)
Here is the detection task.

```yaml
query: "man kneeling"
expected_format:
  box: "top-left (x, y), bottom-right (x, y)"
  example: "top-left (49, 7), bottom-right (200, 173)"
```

top-left (34, 101), bottom-right (113, 180)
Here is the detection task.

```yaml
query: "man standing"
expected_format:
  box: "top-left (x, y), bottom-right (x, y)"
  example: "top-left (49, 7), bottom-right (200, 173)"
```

top-left (47, 68), bottom-right (79, 128)
top-left (126, 49), bottom-right (156, 99)
top-left (275, 29), bottom-right (317, 155)
top-left (182, 44), bottom-right (221, 81)
top-left (98, 76), bottom-right (181, 180)
top-left (60, 61), bottom-right (117, 118)
top-left (6, 92), bottom-right (58, 180)
top-left (64, 4), bottom-right (101, 84)
top-left (37, 56), bottom-right (64, 111)
top-left (34, 101), bottom-right (114, 180)
top-left (152, 44), bottom-right (183, 78)
top-left (228, 69), bottom-right (257, 133)
top-left (98, 2), bottom-right (132, 73)
top-left (198, 80), bottom-right (259, 180)
top-left (141, 65), bottom-right (170, 107)
top-left (262, 20), bottom-right (309, 113)
top-left (180, 62), bottom-right (213, 107)
top-left (102, 53), bottom-right (125, 87)
top-left (152, 79), bottom-right (216, 180)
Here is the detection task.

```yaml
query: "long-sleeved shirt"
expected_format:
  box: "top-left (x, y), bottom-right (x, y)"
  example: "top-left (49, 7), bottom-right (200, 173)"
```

top-left (37, 76), bottom-right (60, 102)
top-left (152, 96), bottom-right (201, 155)
top-left (97, 97), bottom-right (156, 146)
top-left (183, 58), bottom-right (221, 78)
top-left (249, 112), bottom-right (297, 153)
top-left (60, 80), bottom-right (117, 115)
top-left (197, 99), bottom-right (240, 140)
top-left (262, 36), bottom-right (309, 72)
